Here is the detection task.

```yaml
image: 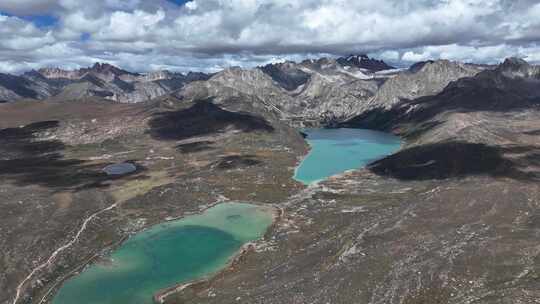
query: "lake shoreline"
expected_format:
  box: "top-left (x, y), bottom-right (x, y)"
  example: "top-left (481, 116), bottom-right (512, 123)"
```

top-left (48, 202), bottom-right (280, 304)
top-left (294, 128), bottom-right (402, 184)
top-left (153, 205), bottom-right (283, 303)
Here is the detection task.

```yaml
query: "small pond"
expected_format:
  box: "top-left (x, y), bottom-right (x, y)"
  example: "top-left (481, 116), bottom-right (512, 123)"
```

top-left (102, 163), bottom-right (137, 175)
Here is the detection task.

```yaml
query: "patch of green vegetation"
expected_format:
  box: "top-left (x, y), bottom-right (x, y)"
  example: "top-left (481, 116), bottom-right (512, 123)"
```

top-left (111, 170), bottom-right (175, 203)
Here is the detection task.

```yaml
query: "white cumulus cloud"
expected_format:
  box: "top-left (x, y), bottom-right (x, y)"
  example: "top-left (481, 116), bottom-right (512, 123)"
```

top-left (0, 0), bottom-right (539, 73)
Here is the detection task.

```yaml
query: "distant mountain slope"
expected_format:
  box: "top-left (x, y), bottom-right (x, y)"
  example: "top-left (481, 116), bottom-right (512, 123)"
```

top-left (0, 73), bottom-right (54, 101)
top-left (341, 58), bottom-right (540, 143)
top-left (0, 63), bottom-right (211, 103)
top-left (0, 56), bottom-right (487, 126)
top-left (365, 60), bottom-right (483, 111)
top-left (221, 57), bottom-right (483, 126)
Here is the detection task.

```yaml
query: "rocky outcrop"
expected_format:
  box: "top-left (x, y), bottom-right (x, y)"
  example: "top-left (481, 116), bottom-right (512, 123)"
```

top-left (36, 67), bottom-right (84, 80)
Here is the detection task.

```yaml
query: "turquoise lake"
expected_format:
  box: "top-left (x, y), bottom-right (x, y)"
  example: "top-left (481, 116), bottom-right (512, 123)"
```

top-left (294, 128), bottom-right (401, 184)
top-left (52, 203), bottom-right (274, 304)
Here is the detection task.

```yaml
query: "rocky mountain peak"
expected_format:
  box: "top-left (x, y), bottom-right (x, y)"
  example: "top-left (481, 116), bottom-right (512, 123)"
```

top-left (496, 57), bottom-right (539, 79)
top-left (36, 63), bottom-right (134, 80)
top-left (89, 62), bottom-right (128, 75)
top-left (408, 59), bottom-right (460, 73)
top-left (337, 54), bottom-right (394, 71)
top-left (408, 60), bottom-right (435, 73)
top-left (406, 60), bottom-right (482, 77)
top-left (501, 57), bottom-right (529, 68)
top-left (213, 66), bottom-right (271, 83)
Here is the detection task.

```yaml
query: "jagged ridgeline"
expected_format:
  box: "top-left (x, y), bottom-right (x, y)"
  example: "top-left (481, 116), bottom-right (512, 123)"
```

top-left (0, 55), bottom-right (482, 129)
top-left (0, 63), bottom-right (211, 103)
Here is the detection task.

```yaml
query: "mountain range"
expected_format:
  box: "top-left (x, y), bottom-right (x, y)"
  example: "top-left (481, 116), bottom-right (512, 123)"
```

top-left (3, 54), bottom-right (540, 304)
top-left (0, 62), bottom-right (211, 103)
top-left (3, 55), bottom-right (510, 134)
top-left (0, 55), bottom-right (403, 108)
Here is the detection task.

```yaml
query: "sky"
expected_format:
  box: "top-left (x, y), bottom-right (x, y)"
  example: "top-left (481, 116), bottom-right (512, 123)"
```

top-left (0, 0), bottom-right (540, 74)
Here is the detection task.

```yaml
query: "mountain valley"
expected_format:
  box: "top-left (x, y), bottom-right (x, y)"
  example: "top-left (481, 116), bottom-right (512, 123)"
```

top-left (1, 55), bottom-right (540, 304)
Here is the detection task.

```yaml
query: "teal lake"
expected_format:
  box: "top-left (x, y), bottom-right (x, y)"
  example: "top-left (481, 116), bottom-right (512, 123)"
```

top-left (52, 203), bottom-right (274, 304)
top-left (294, 128), bottom-right (401, 184)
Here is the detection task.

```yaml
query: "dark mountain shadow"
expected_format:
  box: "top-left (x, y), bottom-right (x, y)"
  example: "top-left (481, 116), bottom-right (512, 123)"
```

top-left (112, 77), bottom-right (135, 92)
top-left (401, 121), bottom-right (444, 141)
top-left (0, 73), bottom-right (40, 99)
top-left (78, 74), bottom-right (106, 87)
top-left (177, 141), bottom-right (215, 153)
top-left (523, 129), bottom-right (540, 136)
top-left (1, 120), bottom-right (60, 136)
top-left (212, 155), bottom-right (262, 170)
top-left (403, 85), bottom-right (540, 124)
top-left (1, 121), bottom-right (65, 158)
top-left (89, 90), bottom-right (114, 98)
top-left (0, 154), bottom-right (104, 188)
top-left (368, 141), bottom-right (540, 181)
top-left (339, 106), bottom-right (405, 131)
top-left (341, 87), bottom-right (539, 133)
top-left (0, 121), bottom-right (143, 189)
top-left (260, 63), bottom-right (311, 91)
top-left (340, 69), bottom-right (540, 140)
top-left (148, 99), bottom-right (274, 141)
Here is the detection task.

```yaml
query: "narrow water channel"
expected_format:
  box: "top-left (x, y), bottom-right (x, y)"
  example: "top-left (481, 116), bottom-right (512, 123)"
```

top-left (52, 203), bottom-right (274, 304)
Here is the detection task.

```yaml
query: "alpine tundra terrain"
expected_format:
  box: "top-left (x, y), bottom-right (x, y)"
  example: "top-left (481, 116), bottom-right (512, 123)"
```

top-left (2, 55), bottom-right (540, 304)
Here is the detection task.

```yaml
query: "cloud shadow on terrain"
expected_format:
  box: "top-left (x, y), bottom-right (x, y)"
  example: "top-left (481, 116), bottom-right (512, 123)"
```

top-left (0, 121), bottom-right (144, 189)
top-left (340, 73), bottom-right (540, 182)
top-left (211, 154), bottom-right (262, 170)
top-left (523, 129), bottom-right (540, 136)
top-left (176, 141), bottom-right (215, 153)
top-left (340, 72), bottom-right (540, 139)
top-left (148, 99), bottom-right (274, 141)
top-left (368, 141), bottom-right (540, 181)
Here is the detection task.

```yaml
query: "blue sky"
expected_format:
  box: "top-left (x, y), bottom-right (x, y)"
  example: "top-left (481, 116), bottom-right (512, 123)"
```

top-left (0, 0), bottom-right (539, 73)
top-left (22, 14), bottom-right (58, 27)
top-left (1, 0), bottom-right (191, 29)
top-left (168, 0), bottom-right (191, 6)
top-left (0, 12), bottom-right (57, 28)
